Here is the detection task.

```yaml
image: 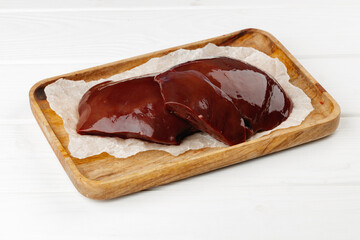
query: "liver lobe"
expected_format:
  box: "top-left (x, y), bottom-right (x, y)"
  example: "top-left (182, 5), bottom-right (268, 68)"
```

top-left (77, 57), bottom-right (293, 146)
top-left (155, 69), bottom-right (249, 145)
top-left (76, 76), bottom-right (194, 145)
top-left (157, 57), bottom-right (293, 133)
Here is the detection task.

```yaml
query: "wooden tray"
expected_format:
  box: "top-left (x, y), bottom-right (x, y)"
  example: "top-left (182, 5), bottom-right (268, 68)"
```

top-left (29, 28), bottom-right (340, 200)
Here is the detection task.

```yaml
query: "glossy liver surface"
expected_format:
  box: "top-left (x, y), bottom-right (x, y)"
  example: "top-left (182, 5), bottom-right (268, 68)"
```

top-left (155, 70), bottom-right (249, 145)
top-left (77, 57), bottom-right (293, 146)
top-left (157, 57), bottom-right (293, 133)
top-left (76, 76), bottom-right (194, 145)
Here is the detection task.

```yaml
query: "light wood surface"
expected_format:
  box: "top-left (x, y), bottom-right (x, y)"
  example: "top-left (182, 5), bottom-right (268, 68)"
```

top-left (29, 29), bottom-right (340, 199)
top-left (1, 1), bottom-right (360, 239)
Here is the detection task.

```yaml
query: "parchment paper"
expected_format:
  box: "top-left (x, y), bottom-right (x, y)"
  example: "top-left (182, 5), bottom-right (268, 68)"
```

top-left (45, 44), bottom-right (313, 159)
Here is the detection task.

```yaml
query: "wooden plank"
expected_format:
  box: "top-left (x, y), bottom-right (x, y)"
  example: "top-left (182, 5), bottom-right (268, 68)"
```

top-left (0, 62), bottom-right (101, 120)
top-left (29, 29), bottom-right (340, 199)
top-left (1, 0), bottom-right (358, 9)
top-left (299, 57), bottom-right (360, 117)
top-left (1, 184), bottom-right (360, 239)
top-left (0, 6), bottom-right (359, 64)
top-left (1, 117), bottom-right (359, 239)
top-left (1, 2), bottom-right (359, 239)
top-left (0, 116), bottom-right (358, 194)
top-left (0, 122), bottom-right (75, 194)
top-left (1, 56), bottom-right (359, 122)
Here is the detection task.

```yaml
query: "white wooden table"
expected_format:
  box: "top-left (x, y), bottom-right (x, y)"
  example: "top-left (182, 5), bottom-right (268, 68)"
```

top-left (1, 1), bottom-right (359, 239)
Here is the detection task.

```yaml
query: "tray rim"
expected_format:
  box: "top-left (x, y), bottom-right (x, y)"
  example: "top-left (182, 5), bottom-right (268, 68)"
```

top-left (29, 28), bottom-right (340, 199)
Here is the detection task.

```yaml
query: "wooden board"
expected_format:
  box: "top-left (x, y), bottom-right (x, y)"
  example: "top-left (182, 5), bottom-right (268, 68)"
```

top-left (29, 28), bottom-right (340, 200)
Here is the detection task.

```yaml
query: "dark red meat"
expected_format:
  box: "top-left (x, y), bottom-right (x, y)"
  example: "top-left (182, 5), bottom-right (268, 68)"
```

top-left (155, 70), bottom-right (250, 145)
top-left (156, 57), bottom-right (293, 133)
top-left (76, 76), bottom-right (195, 145)
top-left (76, 57), bottom-right (293, 146)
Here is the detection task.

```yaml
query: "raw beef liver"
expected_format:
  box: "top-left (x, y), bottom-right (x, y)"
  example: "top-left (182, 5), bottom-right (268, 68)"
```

top-left (156, 57), bottom-right (293, 133)
top-left (76, 76), bottom-right (195, 145)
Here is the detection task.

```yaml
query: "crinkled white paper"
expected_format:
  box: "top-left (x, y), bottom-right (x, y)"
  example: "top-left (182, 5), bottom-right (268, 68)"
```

top-left (45, 44), bottom-right (313, 159)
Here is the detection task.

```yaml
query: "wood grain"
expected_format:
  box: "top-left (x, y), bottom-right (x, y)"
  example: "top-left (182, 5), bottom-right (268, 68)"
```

top-left (1, 1), bottom-right (358, 238)
top-left (1, 0), bottom-right (357, 9)
top-left (1, 6), bottom-right (360, 65)
top-left (29, 28), bottom-right (340, 199)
